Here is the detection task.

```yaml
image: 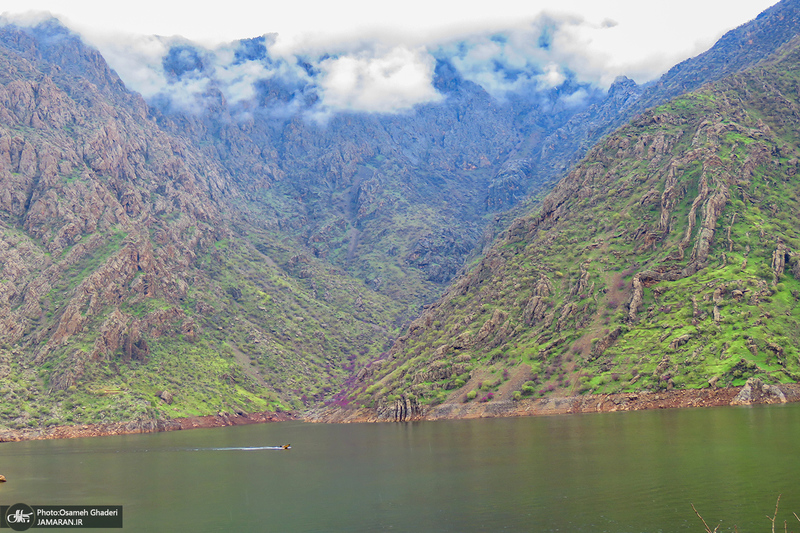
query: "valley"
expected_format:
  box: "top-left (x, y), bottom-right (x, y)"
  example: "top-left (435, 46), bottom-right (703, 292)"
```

top-left (1, 0), bottom-right (800, 434)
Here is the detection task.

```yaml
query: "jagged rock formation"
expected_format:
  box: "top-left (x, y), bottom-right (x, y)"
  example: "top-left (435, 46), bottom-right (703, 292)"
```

top-left (730, 377), bottom-right (787, 405)
top-left (0, 23), bottom-right (225, 388)
top-left (352, 34), bottom-right (800, 412)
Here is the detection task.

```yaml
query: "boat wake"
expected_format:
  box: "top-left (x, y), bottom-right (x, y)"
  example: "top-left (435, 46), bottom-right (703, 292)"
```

top-left (190, 445), bottom-right (291, 451)
top-left (0, 444), bottom-right (292, 457)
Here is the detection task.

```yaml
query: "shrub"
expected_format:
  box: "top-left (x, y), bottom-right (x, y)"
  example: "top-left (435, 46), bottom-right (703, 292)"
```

top-left (521, 381), bottom-right (536, 395)
top-left (466, 390), bottom-right (477, 401)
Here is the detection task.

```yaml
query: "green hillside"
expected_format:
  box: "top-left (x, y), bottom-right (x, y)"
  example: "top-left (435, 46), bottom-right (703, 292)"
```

top-left (352, 38), bottom-right (800, 410)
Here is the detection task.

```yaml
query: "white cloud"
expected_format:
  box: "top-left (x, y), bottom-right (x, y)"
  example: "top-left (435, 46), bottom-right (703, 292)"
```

top-left (445, 16), bottom-right (589, 97)
top-left (213, 58), bottom-right (272, 104)
top-left (316, 47), bottom-right (442, 114)
top-left (0, 0), bottom-right (781, 116)
top-left (560, 88), bottom-right (589, 107)
top-left (0, 10), bottom-right (56, 27)
top-left (542, 64), bottom-right (567, 88)
top-left (83, 32), bottom-right (314, 113)
top-left (90, 33), bottom-right (171, 98)
top-left (83, 33), bottom-right (214, 113)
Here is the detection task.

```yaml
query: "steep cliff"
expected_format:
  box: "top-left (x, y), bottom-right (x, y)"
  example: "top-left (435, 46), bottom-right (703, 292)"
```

top-left (150, 59), bottom-right (621, 311)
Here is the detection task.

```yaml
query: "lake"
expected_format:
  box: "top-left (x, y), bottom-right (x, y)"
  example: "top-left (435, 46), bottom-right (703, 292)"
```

top-left (1, 404), bottom-right (800, 532)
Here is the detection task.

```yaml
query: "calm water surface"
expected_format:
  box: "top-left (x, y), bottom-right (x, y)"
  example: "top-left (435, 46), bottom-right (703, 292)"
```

top-left (1, 404), bottom-right (800, 532)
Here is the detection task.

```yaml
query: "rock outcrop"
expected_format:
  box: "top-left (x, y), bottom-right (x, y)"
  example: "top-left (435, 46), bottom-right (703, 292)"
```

top-left (730, 378), bottom-right (788, 405)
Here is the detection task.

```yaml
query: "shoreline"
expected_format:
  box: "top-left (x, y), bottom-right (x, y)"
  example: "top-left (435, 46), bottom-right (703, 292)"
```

top-left (303, 381), bottom-right (800, 423)
top-left (1, 381), bottom-right (798, 442)
top-left (0, 410), bottom-right (297, 443)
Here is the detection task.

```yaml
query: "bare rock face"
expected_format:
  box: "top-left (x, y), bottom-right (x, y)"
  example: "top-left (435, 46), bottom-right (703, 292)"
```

top-left (486, 159), bottom-right (531, 211)
top-left (522, 275), bottom-right (552, 325)
top-left (474, 309), bottom-right (508, 344)
top-left (0, 24), bottom-right (230, 395)
top-left (156, 390), bottom-right (174, 405)
top-left (731, 378), bottom-right (787, 406)
top-left (389, 395), bottom-right (422, 422)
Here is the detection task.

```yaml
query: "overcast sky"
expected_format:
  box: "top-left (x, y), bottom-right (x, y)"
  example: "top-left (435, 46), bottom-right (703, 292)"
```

top-left (0, 0), bottom-right (780, 115)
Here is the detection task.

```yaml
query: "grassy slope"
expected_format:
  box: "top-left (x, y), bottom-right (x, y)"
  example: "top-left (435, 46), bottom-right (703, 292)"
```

top-left (352, 39), bottom-right (800, 410)
top-left (0, 222), bottom-right (405, 429)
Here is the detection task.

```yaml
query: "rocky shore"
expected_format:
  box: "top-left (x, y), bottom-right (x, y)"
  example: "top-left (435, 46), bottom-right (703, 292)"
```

top-left (304, 380), bottom-right (800, 423)
top-left (0, 410), bottom-right (296, 443)
top-left (1, 380), bottom-right (797, 442)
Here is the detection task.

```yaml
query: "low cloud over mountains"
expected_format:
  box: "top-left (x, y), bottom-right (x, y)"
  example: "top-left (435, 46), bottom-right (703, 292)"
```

top-left (2, 6), bottom-right (763, 117)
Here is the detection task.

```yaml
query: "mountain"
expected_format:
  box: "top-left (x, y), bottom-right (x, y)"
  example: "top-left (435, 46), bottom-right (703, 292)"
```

top-left (511, 0), bottom-right (800, 198)
top-left (1, 1), bottom-right (799, 432)
top-left (150, 56), bottom-right (623, 309)
top-left (147, 0), bottom-right (800, 337)
top-left (0, 22), bottom-right (404, 430)
top-left (350, 33), bottom-right (800, 416)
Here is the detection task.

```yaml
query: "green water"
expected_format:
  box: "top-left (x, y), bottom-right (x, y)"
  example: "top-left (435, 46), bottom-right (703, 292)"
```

top-left (1, 404), bottom-right (800, 532)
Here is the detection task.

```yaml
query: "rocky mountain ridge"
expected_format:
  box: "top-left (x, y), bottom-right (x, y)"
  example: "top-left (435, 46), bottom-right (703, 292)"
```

top-left (149, 0), bottom-right (800, 319)
top-left (350, 33), bottom-right (800, 414)
top-left (0, 22), bottom-right (404, 429)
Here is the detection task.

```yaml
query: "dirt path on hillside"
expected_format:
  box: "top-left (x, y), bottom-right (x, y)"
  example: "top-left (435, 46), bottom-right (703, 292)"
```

top-left (227, 342), bottom-right (270, 387)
